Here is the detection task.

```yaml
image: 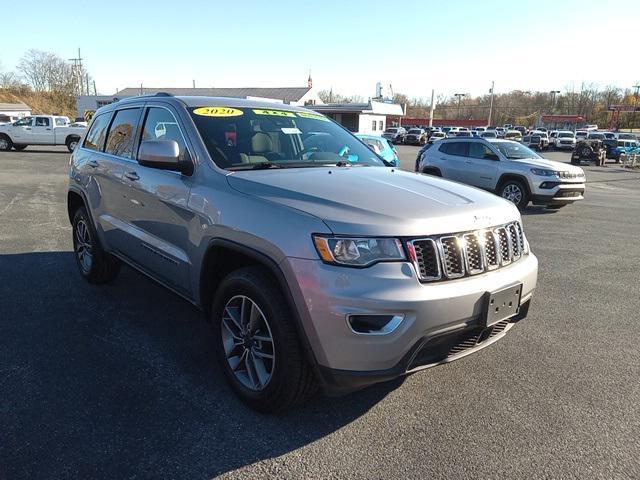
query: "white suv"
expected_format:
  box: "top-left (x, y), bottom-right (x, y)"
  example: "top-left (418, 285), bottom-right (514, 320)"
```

top-left (417, 137), bottom-right (586, 210)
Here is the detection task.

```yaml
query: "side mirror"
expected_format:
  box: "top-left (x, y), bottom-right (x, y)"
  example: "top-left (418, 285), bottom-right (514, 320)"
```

top-left (138, 140), bottom-right (192, 174)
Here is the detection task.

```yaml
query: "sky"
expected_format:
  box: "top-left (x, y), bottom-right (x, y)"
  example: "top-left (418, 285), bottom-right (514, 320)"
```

top-left (1, 0), bottom-right (638, 100)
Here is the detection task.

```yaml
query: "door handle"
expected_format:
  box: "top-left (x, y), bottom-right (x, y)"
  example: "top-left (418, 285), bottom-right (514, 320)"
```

top-left (124, 171), bottom-right (140, 181)
top-left (25, 127), bottom-right (31, 130)
top-left (87, 160), bottom-right (99, 168)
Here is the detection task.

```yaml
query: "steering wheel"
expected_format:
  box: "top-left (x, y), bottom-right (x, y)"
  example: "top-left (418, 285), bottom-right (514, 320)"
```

top-left (297, 145), bottom-right (320, 160)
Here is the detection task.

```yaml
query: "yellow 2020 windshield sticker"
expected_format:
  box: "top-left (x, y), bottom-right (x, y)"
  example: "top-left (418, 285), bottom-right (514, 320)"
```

top-left (252, 109), bottom-right (296, 117)
top-left (193, 107), bottom-right (244, 117)
top-left (296, 112), bottom-right (330, 122)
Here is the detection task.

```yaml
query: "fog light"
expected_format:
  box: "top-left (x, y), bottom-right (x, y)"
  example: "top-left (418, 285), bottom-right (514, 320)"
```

top-left (347, 314), bottom-right (404, 335)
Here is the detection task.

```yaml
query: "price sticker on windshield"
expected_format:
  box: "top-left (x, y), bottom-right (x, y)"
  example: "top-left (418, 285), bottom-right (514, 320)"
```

top-left (252, 109), bottom-right (296, 117)
top-left (296, 112), bottom-right (330, 122)
top-left (193, 107), bottom-right (244, 117)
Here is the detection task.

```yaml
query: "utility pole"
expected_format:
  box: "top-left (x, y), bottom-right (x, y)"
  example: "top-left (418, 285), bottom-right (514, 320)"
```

top-left (93, 80), bottom-right (97, 96)
top-left (193, 79), bottom-right (196, 89)
top-left (68, 48), bottom-right (84, 95)
top-left (454, 93), bottom-right (466, 120)
top-left (429, 89), bottom-right (435, 128)
top-left (632, 84), bottom-right (640, 131)
top-left (140, 83), bottom-right (143, 95)
top-left (487, 81), bottom-right (494, 127)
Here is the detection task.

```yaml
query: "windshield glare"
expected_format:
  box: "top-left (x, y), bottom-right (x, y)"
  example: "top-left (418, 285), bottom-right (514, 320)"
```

top-left (494, 141), bottom-right (541, 160)
top-left (189, 107), bottom-right (385, 170)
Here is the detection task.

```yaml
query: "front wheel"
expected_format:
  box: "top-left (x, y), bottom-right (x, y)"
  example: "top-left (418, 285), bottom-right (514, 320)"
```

top-left (499, 179), bottom-right (529, 210)
top-left (13, 144), bottom-right (27, 151)
top-left (211, 266), bottom-right (317, 413)
top-left (72, 207), bottom-right (120, 284)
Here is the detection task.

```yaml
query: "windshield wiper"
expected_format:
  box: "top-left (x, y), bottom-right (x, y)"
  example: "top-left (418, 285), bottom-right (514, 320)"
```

top-left (250, 162), bottom-right (282, 170)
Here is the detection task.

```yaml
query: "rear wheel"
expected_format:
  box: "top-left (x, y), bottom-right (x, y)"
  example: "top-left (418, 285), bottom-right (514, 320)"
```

top-left (499, 179), bottom-right (529, 210)
top-left (67, 137), bottom-right (80, 152)
top-left (0, 135), bottom-right (13, 151)
top-left (211, 266), bottom-right (317, 413)
top-left (72, 207), bottom-right (120, 284)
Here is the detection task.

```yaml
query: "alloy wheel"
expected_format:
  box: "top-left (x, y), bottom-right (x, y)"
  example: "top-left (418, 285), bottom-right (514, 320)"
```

top-left (221, 295), bottom-right (275, 391)
top-left (502, 184), bottom-right (523, 204)
top-left (75, 220), bottom-right (93, 273)
top-left (0, 138), bottom-right (8, 150)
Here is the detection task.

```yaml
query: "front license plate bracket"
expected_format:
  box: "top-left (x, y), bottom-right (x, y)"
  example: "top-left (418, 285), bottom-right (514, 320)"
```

top-left (483, 283), bottom-right (523, 327)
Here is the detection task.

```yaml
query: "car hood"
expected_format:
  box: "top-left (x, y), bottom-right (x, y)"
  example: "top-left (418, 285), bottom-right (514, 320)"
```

top-left (226, 167), bottom-right (520, 236)
top-left (512, 157), bottom-right (583, 174)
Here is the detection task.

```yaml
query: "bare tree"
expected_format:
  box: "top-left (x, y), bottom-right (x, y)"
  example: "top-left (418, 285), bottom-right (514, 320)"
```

top-left (17, 49), bottom-right (89, 95)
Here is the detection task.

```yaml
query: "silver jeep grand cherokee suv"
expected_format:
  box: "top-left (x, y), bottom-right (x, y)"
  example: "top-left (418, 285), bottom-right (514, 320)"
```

top-left (67, 94), bottom-right (538, 412)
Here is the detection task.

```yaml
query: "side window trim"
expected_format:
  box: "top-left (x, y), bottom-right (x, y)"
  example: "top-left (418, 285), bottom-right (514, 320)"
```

top-left (136, 104), bottom-right (194, 168)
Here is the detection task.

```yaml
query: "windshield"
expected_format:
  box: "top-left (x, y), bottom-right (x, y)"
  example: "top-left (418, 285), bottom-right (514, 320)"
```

top-left (558, 132), bottom-right (574, 138)
top-left (588, 133), bottom-right (604, 139)
top-left (384, 128), bottom-right (397, 133)
top-left (493, 141), bottom-right (541, 160)
top-left (189, 107), bottom-right (385, 170)
top-left (408, 129), bottom-right (422, 134)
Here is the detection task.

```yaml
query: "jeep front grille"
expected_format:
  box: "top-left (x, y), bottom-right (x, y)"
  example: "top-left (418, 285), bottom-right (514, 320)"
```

top-left (408, 221), bottom-right (527, 282)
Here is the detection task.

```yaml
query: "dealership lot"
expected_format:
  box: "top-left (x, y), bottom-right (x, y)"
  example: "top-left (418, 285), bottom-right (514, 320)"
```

top-left (1, 147), bottom-right (640, 478)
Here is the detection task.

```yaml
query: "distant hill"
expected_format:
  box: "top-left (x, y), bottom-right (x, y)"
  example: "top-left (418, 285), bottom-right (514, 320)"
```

top-left (0, 88), bottom-right (75, 119)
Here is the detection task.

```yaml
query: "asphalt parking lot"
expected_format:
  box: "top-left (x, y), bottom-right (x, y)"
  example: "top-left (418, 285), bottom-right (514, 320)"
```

top-left (2, 146), bottom-right (640, 479)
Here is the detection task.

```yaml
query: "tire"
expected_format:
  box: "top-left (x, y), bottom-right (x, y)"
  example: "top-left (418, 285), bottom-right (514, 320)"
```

top-left (0, 134), bottom-right (13, 151)
top-left (547, 204), bottom-right (567, 210)
top-left (211, 266), bottom-right (317, 413)
top-left (422, 168), bottom-right (441, 176)
top-left (499, 179), bottom-right (529, 210)
top-left (72, 207), bottom-right (120, 284)
top-left (13, 144), bottom-right (27, 151)
top-left (580, 145), bottom-right (593, 157)
top-left (67, 137), bottom-right (80, 152)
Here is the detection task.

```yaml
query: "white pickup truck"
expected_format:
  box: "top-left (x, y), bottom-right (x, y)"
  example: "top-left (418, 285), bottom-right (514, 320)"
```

top-left (0, 115), bottom-right (86, 152)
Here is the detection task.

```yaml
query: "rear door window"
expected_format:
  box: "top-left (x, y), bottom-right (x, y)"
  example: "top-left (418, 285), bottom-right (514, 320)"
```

top-left (83, 113), bottom-right (112, 151)
top-left (440, 142), bottom-right (468, 157)
top-left (104, 108), bottom-right (142, 159)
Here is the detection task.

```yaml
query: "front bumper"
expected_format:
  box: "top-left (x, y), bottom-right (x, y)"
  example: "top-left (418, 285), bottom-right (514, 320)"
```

top-left (531, 180), bottom-right (585, 204)
top-left (283, 253), bottom-right (538, 393)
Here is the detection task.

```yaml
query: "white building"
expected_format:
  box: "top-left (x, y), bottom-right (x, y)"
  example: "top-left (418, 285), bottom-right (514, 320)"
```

top-left (310, 101), bottom-right (404, 135)
top-left (0, 102), bottom-right (31, 121)
top-left (76, 82), bottom-right (322, 119)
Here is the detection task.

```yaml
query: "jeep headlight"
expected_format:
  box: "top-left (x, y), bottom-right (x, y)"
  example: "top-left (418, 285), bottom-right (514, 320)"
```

top-left (313, 236), bottom-right (406, 266)
top-left (530, 168), bottom-right (559, 177)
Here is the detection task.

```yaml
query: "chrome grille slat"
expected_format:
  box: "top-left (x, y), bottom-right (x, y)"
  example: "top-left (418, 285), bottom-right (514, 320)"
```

top-left (462, 232), bottom-right (484, 275)
top-left (409, 221), bottom-right (526, 282)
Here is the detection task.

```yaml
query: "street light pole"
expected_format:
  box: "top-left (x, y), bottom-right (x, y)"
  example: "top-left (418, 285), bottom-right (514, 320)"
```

top-left (454, 93), bottom-right (465, 120)
top-left (487, 81), bottom-right (494, 127)
top-left (549, 90), bottom-right (560, 114)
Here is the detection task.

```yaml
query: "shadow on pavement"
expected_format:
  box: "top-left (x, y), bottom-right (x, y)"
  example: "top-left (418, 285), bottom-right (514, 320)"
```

top-left (0, 251), bottom-right (398, 479)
